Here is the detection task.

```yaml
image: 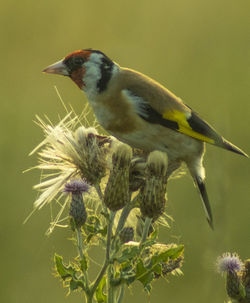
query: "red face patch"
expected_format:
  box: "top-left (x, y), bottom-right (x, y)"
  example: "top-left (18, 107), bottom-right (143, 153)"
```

top-left (70, 68), bottom-right (85, 89)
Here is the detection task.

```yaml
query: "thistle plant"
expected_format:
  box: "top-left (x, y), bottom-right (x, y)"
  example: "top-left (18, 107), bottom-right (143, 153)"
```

top-left (29, 110), bottom-right (184, 303)
top-left (217, 253), bottom-right (250, 303)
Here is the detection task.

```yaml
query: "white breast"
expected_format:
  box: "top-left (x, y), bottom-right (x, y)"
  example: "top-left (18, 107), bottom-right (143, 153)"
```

top-left (90, 101), bottom-right (115, 129)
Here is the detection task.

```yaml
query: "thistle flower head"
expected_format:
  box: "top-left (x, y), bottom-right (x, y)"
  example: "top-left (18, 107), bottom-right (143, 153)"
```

top-left (30, 113), bottom-right (111, 209)
top-left (217, 253), bottom-right (243, 274)
top-left (29, 111), bottom-right (111, 234)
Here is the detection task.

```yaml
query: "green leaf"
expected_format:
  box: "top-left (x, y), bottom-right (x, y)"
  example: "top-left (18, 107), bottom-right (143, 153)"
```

top-left (135, 259), bottom-right (154, 293)
top-left (153, 264), bottom-right (162, 275)
top-left (95, 275), bottom-right (107, 303)
top-left (115, 246), bottom-right (139, 264)
top-left (54, 254), bottom-right (77, 280)
top-left (166, 245), bottom-right (184, 259)
top-left (113, 263), bottom-right (136, 286)
top-left (151, 245), bottom-right (184, 266)
top-left (84, 215), bottom-right (107, 241)
top-left (70, 279), bottom-right (84, 292)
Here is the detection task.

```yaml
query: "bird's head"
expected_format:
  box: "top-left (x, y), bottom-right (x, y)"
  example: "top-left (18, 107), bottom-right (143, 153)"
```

top-left (43, 49), bottom-right (117, 98)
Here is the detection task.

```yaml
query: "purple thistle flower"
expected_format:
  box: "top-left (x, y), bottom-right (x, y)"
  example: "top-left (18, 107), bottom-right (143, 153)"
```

top-left (63, 179), bottom-right (90, 194)
top-left (217, 253), bottom-right (243, 274)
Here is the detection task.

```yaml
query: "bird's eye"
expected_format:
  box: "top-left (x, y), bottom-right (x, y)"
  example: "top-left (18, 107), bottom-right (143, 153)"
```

top-left (73, 57), bottom-right (84, 66)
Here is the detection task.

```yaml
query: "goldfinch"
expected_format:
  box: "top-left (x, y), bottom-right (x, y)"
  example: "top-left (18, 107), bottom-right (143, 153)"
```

top-left (43, 49), bottom-right (248, 228)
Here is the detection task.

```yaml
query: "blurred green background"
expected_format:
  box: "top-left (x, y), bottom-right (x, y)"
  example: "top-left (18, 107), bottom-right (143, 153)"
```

top-left (1, 0), bottom-right (249, 302)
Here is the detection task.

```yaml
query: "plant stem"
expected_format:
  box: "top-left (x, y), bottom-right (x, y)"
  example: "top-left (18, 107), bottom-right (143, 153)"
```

top-left (94, 260), bottom-right (109, 290)
top-left (76, 227), bottom-right (84, 259)
top-left (139, 217), bottom-right (152, 248)
top-left (88, 211), bottom-right (116, 301)
top-left (87, 293), bottom-right (93, 303)
top-left (106, 211), bottom-right (115, 260)
top-left (116, 285), bottom-right (125, 303)
top-left (76, 227), bottom-right (89, 291)
top-left (106, 211), bottom-right (115, 303)
top-left (107, 265), bottom-right (114, 303)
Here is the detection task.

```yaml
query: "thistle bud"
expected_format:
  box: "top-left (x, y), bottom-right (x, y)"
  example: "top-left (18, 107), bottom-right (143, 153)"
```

top-left (242, 259), bottom-right (250, 300)
top-left (104, 143), bottom-right (132, 211)
top-left (216, 253), bottom-right (244, 301)
top-left (119, 227), bottom-right (134, 243)
top-left (139, 151), bottom-right (168, 220)
top-left (64, 180), bottom-right (89, 229)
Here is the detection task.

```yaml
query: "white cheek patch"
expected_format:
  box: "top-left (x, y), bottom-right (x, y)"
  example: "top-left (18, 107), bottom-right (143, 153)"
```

top-left (123, 89), bottom-right (149, 119)
top-left (83, 53), bottom-right (103, 100)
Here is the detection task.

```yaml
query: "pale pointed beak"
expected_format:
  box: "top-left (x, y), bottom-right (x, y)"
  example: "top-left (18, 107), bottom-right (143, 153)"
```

top-left (43, 60), bottom-right (69, 76)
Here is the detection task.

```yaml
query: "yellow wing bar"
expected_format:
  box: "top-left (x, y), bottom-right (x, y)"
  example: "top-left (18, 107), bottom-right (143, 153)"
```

top-left (162, 110), bottom-right (215, 144)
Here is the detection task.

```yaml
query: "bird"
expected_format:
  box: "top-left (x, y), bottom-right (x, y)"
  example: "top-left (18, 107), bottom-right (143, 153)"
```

top-left (43, 49), bottom-right (248, 228)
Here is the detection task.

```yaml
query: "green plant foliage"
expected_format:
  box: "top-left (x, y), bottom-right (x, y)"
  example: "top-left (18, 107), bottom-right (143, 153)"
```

top-left (135, 259), bottom-right (155, 292)
top-left (54, 254), bottom-right (84, 292)
top-left (95, 275), bottom-right (107, 303)
top-left (110, 243), bottom-right (184, 293)
top-left (31, 121), bottom-right (185, 302)
top-left (84, 215), bottom-right (107, 243)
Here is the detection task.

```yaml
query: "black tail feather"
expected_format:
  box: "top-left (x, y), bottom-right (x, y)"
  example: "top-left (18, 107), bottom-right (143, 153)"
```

top-left (195, 177), bottom-right (214, 229)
